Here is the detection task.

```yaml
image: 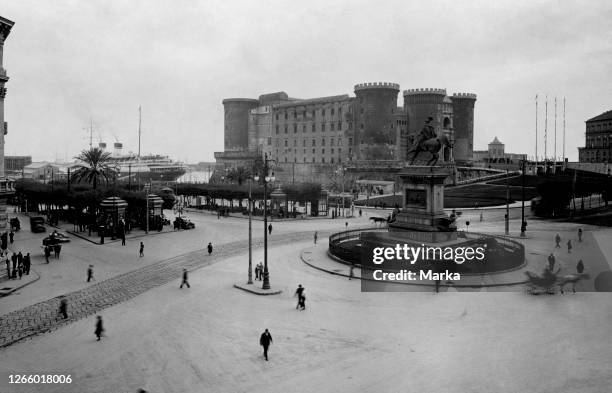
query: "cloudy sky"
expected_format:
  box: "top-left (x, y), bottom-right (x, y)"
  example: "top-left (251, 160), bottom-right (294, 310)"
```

top-left (2, 0), bottom-right (611, 163)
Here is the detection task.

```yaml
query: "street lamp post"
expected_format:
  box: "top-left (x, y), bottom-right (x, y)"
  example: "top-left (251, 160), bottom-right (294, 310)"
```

top-left (247, 177), bottom-right (253, 284)
top-left (263, 154), bottom-right (275, 290)
top-left (505, 168), bottom-right (510, 235)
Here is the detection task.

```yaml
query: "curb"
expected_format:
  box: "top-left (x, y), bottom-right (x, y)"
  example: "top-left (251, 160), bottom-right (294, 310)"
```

top-left (233, 283), bottom-right (283, 296)
top-left (300, 247), bottom-right (528, 289)
top-left (0, 268), bottom-right (41, 297)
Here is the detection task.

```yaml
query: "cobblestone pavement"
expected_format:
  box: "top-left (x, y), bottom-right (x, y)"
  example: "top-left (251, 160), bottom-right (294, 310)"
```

top-left (0, 230), bottom-right (323, 349)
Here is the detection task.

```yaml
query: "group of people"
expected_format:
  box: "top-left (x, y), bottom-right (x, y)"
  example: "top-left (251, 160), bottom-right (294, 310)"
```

top-left (254, 262), bottom-right (265, 280)
top-left (3, 250), bottom-right (32, 280)
top-left (43, 243), bottom-right (62, 263)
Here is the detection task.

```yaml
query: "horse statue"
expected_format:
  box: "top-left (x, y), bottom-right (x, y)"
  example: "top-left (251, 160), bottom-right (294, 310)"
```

top-left (407, 133), bottom-right (452, 166)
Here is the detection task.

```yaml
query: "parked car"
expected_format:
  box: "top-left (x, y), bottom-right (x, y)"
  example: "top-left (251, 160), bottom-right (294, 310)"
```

top-left (30, 216), bottom-right (46, 233)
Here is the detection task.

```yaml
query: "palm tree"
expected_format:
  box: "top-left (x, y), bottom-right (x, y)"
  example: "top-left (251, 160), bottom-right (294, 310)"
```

top-left (226, 166), bottom-right (252, 186)
top-left (72, 147), bottom-right (117, 190)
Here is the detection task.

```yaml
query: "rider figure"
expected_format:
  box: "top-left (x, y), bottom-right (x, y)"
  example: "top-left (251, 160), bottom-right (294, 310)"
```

top-left (417, 117), bottom-right (437, 149)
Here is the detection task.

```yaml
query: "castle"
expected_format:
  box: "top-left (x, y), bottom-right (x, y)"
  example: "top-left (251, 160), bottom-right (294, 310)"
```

top-left (214, 82), bottom-right (476, 183)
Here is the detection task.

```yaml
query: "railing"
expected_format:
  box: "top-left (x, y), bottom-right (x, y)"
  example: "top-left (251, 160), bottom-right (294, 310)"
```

top-left (329, 227), bottom-right (388, 265)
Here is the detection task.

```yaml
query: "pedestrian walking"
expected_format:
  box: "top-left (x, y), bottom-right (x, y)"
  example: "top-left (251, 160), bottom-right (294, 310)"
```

top-left (17, 251), bottom-right (23, 269)
top-left (59, 298), bottom-right (68, 319)
top-left (207, 242), bottom-right (213, 255)
top-left (95, 316), bottom-right (104, 341)
top-left (259, 329), bottom-right (273, 361)
top-left (17, 263), bottom-right (23, 279)
top-left (298, 291), bottom-right (306, 310)
top-left (24, 253), bottom-right (31, 275)
top-left (345, 221), bottom-right (348, 229)
top-left (555, 233), bottom-right (561, 248)
top-left (359, 209), bottom-right (362, 217)
top-left (349, 265), bottom-right (354, 280)
top-left (268, 223), bottom-right (273, 235)
top-left (255, 263), bottom-right (260, 280)
top-left (121, 233), bottom-right (126, 246)
top-left (5, 257), bottom-right (9, 278)
top-left (53, 244), bottom-right (60, 258)
top-left (577, 259), bottom-right (584, 274)
top-left (44, 246), bottom-right (51, 263)
top-left (567, 240), bottom-right (572, 253)
top-left (87, 265), bottom-right (94, 282)
top-left (180, 269), bottom-right (190, 289)
top-left (578, 228), bottom-right (583, 242)
top-left (258, 262), bottom-right (264, 280)
top-left (139, 242), bottom-right (144, 257)
top-left (548, 253), bottom-right (556, 271)
top-left (9, 230), bottom-right (14, 244)
top-left (313, 231), bottom-right (318, 244)
top-left (294, 284), bottom-right (304, 309)
top-left (11, 252), bottom-right (17, 270)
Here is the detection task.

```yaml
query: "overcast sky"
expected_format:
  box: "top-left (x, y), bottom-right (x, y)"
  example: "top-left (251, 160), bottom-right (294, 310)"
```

top-left (2, 0), bottom-right (611, 163)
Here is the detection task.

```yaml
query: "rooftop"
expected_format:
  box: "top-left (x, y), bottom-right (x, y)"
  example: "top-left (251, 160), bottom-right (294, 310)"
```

top-left (586, 110), bottom-right (612, 123)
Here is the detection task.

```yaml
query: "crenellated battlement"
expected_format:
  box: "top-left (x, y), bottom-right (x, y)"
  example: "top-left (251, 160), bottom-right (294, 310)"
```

top-left (452, 92), bottom-right (477, 100)
top-left (354, 82), bottom-right (400, 92)
top-left (403, 88), bottom-right (447, 96)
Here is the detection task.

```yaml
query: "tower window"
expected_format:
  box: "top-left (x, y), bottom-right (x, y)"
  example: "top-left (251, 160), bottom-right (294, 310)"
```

top-left (285, 125), bottom-right (288, 134)
top-left (322, 123), bottom-right (326, 132)
top-left (275, 125), bottom-right (279, 134)
top-left (331, 123), bottom-right (335, 131)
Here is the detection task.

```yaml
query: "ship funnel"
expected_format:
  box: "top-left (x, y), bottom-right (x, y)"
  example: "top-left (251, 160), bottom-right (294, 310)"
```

top-left (98, 142), bottom-right (107, 150)
top-left (113, 142), bottom-right (123, 156)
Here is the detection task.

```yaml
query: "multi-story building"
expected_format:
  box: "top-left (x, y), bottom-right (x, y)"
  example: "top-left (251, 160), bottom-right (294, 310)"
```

top-left (0, 16), bottom-right (14, 229)
top-left (4, 155), bottom-right (32, 174)
top-left (215, 83), bottom-right (476, 183)
top-left (578, 110), bottom-right (612, 163)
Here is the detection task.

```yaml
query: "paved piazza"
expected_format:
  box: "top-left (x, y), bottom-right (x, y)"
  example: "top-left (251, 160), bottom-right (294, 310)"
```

top-left (1, 208), bottom-right (611, 393)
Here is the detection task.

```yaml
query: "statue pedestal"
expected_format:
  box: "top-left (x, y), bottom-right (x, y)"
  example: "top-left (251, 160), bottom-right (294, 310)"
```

top-left (389, 166), bottom-right (456, 241)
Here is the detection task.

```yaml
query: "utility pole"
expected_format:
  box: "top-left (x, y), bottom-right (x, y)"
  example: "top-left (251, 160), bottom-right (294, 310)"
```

top-left (544, 95), bottom-right (548, 173)
top-left (554, 97), bottom-right (557, 174)
top-left (520, 160), bottom-right (526, 237)
top-left (535, 94), bottom-right (538, 169)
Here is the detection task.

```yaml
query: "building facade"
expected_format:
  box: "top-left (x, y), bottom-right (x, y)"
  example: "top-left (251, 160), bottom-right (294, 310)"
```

top-left (5, 155), bottom-right (32, 174)
top-left (215, 82), bottom-right (476, 183)
top-left (578, 110), bottom-right (612, 163)
top-left (473, 137), bottom-right (527, 163)
top-left (0, 16), bottom-right (14, 229)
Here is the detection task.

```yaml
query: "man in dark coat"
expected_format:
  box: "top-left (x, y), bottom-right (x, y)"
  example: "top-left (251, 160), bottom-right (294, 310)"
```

top-left (87, 265), bottom-right (94, 282)
top-left (23, 253), bottom-right (31, 275)
top-left (9, 230), bottom-right (14, 244)
top-left (5, 257), bottom-right (9, 278)
top-left (44, 246), bottom-right (51, 263)
top-left (180, 269), bottom-right (190, 289)
top-left (139, 242), bottom-right (144, 257)
top-left (577, 260), bottom-right (584, 274)
top-left (548, 253), bottom-right (556, 271)
top-left (17, 251), bottom-right (23, 267)
top-left (95, 316), bottom-right (104, 341)
top-left (59, 298), bottom-right (68, 319)
top-left (259, 329), bottom-right (273, 361)
top-left (294, 284), bottom-right (304, 310)
top-left (268, 223), bottom-right (273, 235)
top-left (207, 242), bottom-right (213, 255)
top-left (11, 252), bottom-right (17, 270)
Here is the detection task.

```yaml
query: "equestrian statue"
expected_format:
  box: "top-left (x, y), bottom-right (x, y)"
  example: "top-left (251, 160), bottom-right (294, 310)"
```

top-left (407, 117), bottom-right (452, 166)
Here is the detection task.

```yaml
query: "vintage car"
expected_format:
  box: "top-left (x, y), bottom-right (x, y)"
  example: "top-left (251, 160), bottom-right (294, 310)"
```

top-left (30, 216), bottom-right (46, 233)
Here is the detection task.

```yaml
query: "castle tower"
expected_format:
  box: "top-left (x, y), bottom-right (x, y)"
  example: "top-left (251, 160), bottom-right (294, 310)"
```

top-left (451, 93), bottom-right (477, 163)
top-left (403, 88), bottom-right (449, 137)
top-left (0, 16), bottom-right (14, 229)
top-left (222, 98), bottom-right (259, 151)
top-left (353, 82), bottom-right (400, 160)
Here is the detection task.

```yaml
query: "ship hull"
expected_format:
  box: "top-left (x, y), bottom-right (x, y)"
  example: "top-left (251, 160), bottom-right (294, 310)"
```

top-left (119, 169), bottom-right (186, 182)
